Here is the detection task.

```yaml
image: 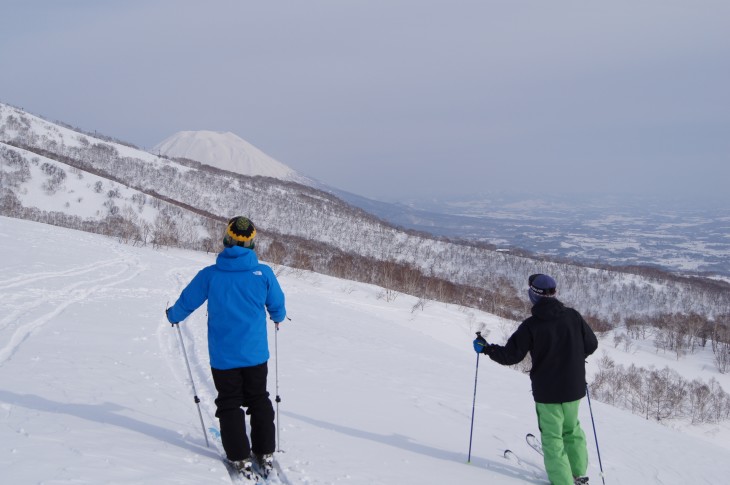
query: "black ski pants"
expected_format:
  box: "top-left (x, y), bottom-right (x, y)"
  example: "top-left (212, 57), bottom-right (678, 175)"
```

top-left (211, 362), bottom-right (275, 461)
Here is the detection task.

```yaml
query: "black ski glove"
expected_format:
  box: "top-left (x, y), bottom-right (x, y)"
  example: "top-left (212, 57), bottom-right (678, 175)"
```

top-left (482, 344), bottom-right (499, 356)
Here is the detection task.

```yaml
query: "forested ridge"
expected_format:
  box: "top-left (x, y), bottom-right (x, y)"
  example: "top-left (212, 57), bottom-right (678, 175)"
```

top-left (3, 102), bottom-right (730, 415)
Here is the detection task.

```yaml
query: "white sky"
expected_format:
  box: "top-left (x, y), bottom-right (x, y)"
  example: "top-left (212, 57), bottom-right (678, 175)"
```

top-left (2, 0), bottom-right (729, 202)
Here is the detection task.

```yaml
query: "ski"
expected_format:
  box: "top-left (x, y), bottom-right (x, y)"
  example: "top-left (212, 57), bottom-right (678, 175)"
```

top-left (504, 449), bottom-right (524, 465)
top-left (503, 448), bottom-right (547, 481)
top-left (209, 427), bottom-right (267, 484)
top-left (525, 433), bottom-right (594, 484)
top-left (223, 458), bottom-right (263, 484)
top-left (251, 454), bottom-right (274, 481)
top-left (526, 433), bottom-right (543, 456)
top-left (209, 427), bottom-right (288, 484)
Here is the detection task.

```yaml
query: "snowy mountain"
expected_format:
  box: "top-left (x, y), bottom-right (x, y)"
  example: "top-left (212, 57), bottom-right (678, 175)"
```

top-left (1, 216), bottom-right (729, 484)
top-left (3, 102), bottom-right (730, 483)
top-left (153, 130), bottom-right (311, 184)
top-left (2, 101), bottom-right (730, 373)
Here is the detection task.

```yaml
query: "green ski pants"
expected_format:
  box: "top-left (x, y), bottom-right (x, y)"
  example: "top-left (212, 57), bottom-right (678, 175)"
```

top-left (535, 400), bottom-right (588, 485)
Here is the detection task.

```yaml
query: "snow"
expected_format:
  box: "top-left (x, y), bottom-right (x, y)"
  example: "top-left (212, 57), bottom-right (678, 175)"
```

top-left (0, 104), bottom-right (162, 167)
top-left (153, 131), bottom-right (303, 182)
top-left (1, 215), bottom-right (730, 484)
top-left (6, 144), bottom-right (160, 223)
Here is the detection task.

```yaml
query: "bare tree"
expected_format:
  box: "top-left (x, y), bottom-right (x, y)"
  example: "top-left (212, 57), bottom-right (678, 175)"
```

top-left (711, 319), bottom-right (730, 374)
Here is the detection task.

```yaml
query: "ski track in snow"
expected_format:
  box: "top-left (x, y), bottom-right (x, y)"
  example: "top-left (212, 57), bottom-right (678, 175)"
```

top-left (0, 249), bottom-right (146, 366)
top-left (0, 258), bottom-right (123, 290)
top-left (0, 259), bottom-right (129, 333)
top-left (159, 268), bottom-right (238, 482)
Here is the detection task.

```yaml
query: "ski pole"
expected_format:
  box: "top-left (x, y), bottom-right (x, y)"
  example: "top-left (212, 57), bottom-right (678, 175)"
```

top-left (173, 322), bottom-right (209, 448)
top-left (273, 316), bottom-right (291, 452)
top-left (467, 331), bottom-right (482, 463)
top-left (585, 383), bottom-right (605, 484)
top-left (274, 321), bottom-right (282, 452)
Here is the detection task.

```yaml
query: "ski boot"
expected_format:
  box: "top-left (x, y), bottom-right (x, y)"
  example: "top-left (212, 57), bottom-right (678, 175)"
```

top-left (254, 452), bottom-right (274, 478)
top-left (230, 456), bottom-right (257, 481)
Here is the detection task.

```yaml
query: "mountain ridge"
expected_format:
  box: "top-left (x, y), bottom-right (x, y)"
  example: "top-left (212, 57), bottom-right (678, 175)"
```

top-left (1, 101), bottom-right (728, 329)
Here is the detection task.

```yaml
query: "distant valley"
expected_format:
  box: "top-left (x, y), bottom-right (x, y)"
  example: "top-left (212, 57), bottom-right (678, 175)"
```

top-left (337, 191), bottom-right (730, 279)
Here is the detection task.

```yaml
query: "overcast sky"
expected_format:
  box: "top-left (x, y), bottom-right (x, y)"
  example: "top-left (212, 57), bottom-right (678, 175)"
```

top-left (2, 0), bottom-right (729, 203)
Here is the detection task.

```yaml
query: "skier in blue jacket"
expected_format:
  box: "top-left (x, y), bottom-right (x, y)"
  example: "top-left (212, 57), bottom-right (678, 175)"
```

top-left (166, 216), bottom-right (286, 478)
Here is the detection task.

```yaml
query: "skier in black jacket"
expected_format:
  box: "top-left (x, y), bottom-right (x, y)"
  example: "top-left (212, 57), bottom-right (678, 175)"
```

top-left (474, 274), bottom-right (598, 485)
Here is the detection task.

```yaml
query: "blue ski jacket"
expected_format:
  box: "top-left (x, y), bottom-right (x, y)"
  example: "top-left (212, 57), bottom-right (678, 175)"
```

top-left (167, 246), bottom-right (286, 370)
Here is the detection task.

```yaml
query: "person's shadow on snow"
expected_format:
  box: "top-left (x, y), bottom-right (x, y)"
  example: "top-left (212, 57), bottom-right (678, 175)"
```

top-left (284, 410), bottom-right (545, 484)
top-left (0, 390), bottom-right (218, 459)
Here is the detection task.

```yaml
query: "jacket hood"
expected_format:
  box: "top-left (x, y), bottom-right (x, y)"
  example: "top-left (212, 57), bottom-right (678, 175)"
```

top-left (531, 297), bottom-right (565, 320)
top-left (215, 246), bottom-right (259, 272)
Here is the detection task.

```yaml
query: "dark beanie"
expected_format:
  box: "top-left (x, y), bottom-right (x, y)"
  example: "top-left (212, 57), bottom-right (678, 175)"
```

top-left (223, 216), bottom-right (256, 249)
top-left (528, 273), bottom-right (557, 304)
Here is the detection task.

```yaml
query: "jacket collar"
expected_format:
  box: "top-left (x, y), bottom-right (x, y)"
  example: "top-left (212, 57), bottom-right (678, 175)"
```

top-left (531, 297), bottom-right (565, 319)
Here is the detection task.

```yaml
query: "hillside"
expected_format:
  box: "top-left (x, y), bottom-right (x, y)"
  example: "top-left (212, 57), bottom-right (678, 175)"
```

top-left (1, 101), bottom-right (729, 357)
top-left (1, 216), bottom-right (729, 484)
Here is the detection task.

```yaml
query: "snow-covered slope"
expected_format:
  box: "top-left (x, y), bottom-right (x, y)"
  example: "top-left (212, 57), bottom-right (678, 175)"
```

top-left (154, 130), bottom-right (308, 183)
top-left (1, 216), bottom-right (729, 484)
top-left (3, 102), bottom-right (729, 326)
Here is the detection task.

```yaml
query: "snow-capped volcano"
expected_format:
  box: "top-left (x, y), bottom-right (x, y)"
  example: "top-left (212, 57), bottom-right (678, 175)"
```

top-left (153, 130), bottom-right (304, 182)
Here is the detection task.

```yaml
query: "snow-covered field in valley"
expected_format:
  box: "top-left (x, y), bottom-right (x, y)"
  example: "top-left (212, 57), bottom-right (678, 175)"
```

top-left (1, 216), bottom-right (729, 484)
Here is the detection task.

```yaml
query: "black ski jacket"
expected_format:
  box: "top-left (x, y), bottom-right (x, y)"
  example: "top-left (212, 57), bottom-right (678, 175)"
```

top-left (487, 297), bottom-right (598, 404)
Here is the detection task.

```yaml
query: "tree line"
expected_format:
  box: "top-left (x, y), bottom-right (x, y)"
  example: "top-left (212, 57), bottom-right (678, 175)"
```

top-left (590, 353), bottom-right (730, 425)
